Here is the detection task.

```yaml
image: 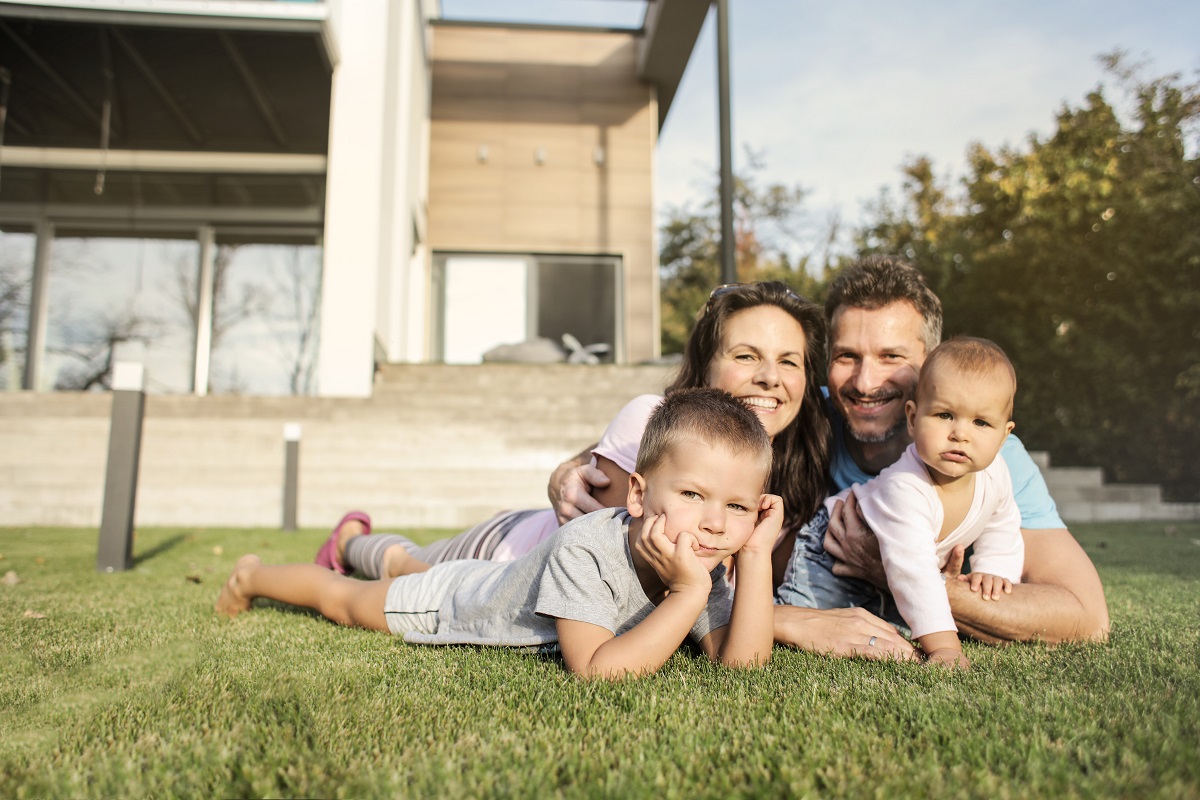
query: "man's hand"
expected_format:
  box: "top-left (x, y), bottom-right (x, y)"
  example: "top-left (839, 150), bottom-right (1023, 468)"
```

top-left (773, 604), bottom-right (917, 661)
top-left (823, 492), bottom-right (887, 589)
top-left (548, 450), bottom-right (609, 524)
top-left (634, 514), bottom-right (710, 596)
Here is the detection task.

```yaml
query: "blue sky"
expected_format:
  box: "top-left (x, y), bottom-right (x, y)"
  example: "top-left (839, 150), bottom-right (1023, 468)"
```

top-left (443, 1), bottom-right (1199, 251)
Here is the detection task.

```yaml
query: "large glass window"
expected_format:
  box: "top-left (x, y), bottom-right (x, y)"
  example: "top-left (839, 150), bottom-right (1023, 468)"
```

top-left (433, 253), bottom-right (621, 364)
top-left (207, 243), bottom-right (323, 396)
top-left (44, 236), bottom-right (199, 393)
top-left (0, 229), bottom-right (35, 391)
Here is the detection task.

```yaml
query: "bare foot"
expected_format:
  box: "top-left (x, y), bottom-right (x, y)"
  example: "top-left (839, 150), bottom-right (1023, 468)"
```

top-left (215, 554), bottom-right (261, 617)
top-left (335, 519), bottom-right (368, 569)
top-left (382, 544), bottom-right (432, 578)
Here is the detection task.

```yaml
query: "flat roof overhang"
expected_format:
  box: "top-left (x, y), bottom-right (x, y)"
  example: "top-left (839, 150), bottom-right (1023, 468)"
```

top-left (0, 1), bottom-right (334, 213)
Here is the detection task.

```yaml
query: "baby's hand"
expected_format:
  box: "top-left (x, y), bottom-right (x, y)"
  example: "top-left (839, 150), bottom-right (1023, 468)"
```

top-left (925, 647), bottom-right (971, 670)
top-left (966, 571), bottom-right (1012, 601)
top-left (635, 513), bottom-right (710, 595)
top-left (740, 494), bottom-right (785, 557)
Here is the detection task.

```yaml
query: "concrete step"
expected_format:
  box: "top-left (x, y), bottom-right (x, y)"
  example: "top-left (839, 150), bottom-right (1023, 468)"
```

top-left (1057, 501), bottom-right (1200, 523)
top-left (1041, 466), bottom-right (1105, 490)
top-left (1048, 484), bottom-right (1162, 504)
top-left (5, 364), bottom-right (1194, 529)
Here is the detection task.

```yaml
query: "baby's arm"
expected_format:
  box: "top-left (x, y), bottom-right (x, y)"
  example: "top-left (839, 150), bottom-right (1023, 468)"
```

top-left (917, 630), bottom-right (970, 670)
top-left (699, 494), bottom-right (783, 667)
top-left (556, 514), bottom-right (712, 679)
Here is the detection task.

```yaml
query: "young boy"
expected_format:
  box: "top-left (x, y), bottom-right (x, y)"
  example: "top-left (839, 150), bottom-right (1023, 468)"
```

top-left (217, 388), bottom-right (783, 679)
top-left (776, 337), bottom-right (1024, 669)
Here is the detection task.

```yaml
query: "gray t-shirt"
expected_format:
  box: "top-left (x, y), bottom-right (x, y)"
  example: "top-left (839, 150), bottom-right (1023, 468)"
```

top-left (403, 508), bottom-right (734, 649)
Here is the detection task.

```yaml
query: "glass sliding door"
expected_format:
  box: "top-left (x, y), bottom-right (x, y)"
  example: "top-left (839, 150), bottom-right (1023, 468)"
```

top-left (0, 229), bottom-right (35, 391)
top-left (44, 236), bottom-right (199, 393)
top-left (207, 242), bottom-right (323, 396)
top-left (433, 252), bottom-right (621, 364)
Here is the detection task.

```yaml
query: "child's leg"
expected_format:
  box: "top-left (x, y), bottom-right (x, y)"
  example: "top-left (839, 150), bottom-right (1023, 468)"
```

top-left (216, 555), bottom-right (392, 632)
top-left (344, 534), bottom-right (432, 579)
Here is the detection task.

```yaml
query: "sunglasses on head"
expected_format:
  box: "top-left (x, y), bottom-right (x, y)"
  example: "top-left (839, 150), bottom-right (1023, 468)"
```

top-left (703, 283), bottom-right (803, 316)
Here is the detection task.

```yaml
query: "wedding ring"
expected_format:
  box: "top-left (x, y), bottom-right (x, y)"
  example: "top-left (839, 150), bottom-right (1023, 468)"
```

top-left (868, 636), bottom-right (877, 647)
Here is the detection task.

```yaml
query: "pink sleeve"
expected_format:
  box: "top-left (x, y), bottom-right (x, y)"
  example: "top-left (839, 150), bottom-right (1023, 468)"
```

top-left (591, 394), bottom-right (663, 474)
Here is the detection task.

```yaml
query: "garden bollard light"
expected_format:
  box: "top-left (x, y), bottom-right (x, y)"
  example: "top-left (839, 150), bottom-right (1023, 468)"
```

top-left (283, 423), bottom-right (301, 531)
top-left (97, 362), bottom-right (145, 573)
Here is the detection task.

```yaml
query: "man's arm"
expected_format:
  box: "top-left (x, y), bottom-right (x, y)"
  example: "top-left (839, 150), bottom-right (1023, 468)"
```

top-left (825, 496), bottom-right (1110, 644)
top-left (945, 528), bottom-right (1110, 645)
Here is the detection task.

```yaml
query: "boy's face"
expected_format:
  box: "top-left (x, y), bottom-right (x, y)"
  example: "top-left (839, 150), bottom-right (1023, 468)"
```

top-left (627, 436), bottom-right (768, 571)
top-left (905, 365), bottom-right (1015, 485)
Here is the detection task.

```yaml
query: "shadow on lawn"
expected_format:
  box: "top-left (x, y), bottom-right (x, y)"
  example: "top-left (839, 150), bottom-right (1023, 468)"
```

top-left (133, 534), bottom-right (189, 566)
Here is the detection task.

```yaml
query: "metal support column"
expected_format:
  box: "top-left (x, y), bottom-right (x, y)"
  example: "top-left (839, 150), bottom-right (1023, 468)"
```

top-left (22, 218), bottom-right (53, 390)
top-left (192, 225), bottom-right (215, 396)
top-left (716, 0), bottom-right (736, 286)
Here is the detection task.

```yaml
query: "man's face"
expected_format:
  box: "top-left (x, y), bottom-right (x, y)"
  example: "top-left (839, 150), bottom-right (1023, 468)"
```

top-left (827, 302), bottom-right (927, 445)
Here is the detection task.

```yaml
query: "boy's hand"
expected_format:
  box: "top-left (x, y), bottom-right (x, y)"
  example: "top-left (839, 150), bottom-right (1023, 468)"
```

top-left (966, 571), bottom-right (1013, 601)
top-left (740, 493), bottom-right (785, 557)
top-left (635, 513), bottom-right (710, 595)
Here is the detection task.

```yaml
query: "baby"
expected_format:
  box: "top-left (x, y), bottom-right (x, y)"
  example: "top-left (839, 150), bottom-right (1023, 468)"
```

top-left (217, 388), bottom-right (783, 679)
top-left (777, 337), bottom-right (1024, 668)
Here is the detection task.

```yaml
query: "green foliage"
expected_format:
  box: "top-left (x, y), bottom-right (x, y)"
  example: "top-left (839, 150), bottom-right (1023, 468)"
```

top-left (2, 523), bottom-right (1199, 798)
top-left (659, 150), bottom-right (834, 353)
top-left (855, 55), bottom-right (1200, 500)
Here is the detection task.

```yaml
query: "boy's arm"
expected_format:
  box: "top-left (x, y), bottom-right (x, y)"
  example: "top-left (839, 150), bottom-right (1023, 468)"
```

top-left (556, 522), bottom-right (711, 679)
top-left (699, 494), bottom-right (782, 667)
top-left (556, 587), bottom-right (709, 679)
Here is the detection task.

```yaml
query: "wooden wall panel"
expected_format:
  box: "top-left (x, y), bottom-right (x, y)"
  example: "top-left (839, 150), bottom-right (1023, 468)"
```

top-left (428, 25), bottom-right (659, 362)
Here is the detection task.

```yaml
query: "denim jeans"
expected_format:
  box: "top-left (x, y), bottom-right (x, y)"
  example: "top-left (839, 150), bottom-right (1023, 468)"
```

top-left (775, 505), bottom-right (910, 635)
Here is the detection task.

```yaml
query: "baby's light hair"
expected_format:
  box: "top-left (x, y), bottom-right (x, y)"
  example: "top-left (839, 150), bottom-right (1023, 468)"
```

top-left (636, 388), bottom-right (773, 486)
top-left (916, 337), bottom-right (1018, 418)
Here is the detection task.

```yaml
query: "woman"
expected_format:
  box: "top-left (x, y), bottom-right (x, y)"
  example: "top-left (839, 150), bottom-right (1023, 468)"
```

top-left (316, 282), bottom-right (831, 588)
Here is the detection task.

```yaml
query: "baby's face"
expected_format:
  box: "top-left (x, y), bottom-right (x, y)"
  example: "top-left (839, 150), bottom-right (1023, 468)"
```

top-left (905, 368), bottom-right (1015, 485)
top-left (628, 437), bottom-right (767, 570)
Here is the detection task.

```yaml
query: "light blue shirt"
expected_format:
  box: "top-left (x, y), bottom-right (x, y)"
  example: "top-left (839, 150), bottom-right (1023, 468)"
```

top-left (824, 390), bottom-right (1065, 530)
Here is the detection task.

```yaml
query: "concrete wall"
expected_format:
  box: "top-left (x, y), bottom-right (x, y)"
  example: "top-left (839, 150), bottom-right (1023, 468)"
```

top-left (427, 24), bottom-right (659, 363)
top-left (0, 365), bottom-right (673, 530)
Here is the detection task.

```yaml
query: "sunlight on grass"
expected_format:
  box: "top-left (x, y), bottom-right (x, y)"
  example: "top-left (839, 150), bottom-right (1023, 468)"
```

top-left (1, 522), bottom-right (1197, 797)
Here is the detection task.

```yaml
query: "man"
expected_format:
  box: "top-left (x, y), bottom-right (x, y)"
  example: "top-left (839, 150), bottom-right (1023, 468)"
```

top-left (551, 256), bottom-right (1109, 659)
top-left (776, 255), bottom-right (1109, 657)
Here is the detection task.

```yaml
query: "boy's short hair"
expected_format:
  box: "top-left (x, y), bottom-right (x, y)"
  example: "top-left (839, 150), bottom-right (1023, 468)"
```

top-left (636, 388), bottom-right (773, 483)
top-left (916, 337), bottom-right (1017, 417)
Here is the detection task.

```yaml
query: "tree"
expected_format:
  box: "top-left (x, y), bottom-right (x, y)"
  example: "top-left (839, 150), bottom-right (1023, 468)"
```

top-left (659, 149), bottom-right (835, 353)
top-left (855, 54), bottom-right (1200, 500)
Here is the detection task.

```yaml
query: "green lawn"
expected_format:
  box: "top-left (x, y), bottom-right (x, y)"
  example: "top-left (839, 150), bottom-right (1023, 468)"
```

top-left (1, 521), bottom-right (1197, 798)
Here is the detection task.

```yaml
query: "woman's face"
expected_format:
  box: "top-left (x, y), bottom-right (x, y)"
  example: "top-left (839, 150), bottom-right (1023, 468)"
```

top-left (705, 305), bottom-right (809, 440)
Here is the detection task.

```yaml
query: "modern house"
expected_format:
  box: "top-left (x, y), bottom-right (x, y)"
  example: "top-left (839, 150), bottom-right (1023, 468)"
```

top-left (0, 0), bottom-right (711, 398)
top-left (0, 0), bottom-right (712, 528)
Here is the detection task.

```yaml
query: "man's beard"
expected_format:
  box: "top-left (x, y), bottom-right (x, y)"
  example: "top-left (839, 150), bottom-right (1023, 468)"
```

top-left (845, 413), bottom-right (907, 445)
